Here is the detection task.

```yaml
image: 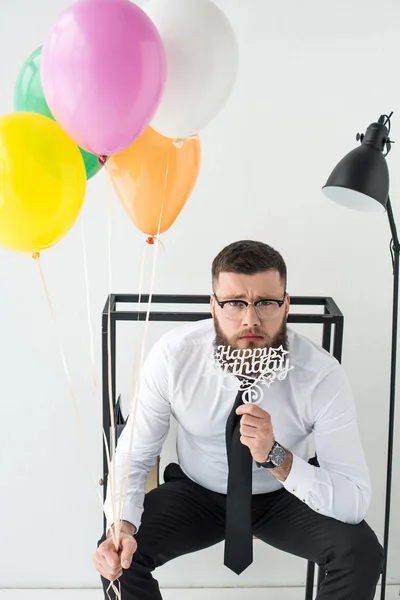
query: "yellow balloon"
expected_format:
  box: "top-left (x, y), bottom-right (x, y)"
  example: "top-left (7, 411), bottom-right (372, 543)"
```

top-left (0, 112), bottom-right (86, 253)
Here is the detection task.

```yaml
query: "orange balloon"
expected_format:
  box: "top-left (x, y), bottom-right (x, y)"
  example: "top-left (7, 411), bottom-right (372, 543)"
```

top-left (108, 127), bottom-right (201, 236)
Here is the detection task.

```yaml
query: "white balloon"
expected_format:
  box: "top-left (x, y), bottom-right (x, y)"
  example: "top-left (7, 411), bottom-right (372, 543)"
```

top-left (143, 0), bottom-right (239, 139)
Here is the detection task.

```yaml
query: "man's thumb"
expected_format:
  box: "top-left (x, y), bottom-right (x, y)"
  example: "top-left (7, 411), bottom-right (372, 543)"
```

top-left (121, 537), bottom-right (136, 568)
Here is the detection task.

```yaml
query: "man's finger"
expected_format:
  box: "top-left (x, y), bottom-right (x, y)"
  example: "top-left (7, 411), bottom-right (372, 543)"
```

top-left (120, 536), bottom-right (137, 568)
top-left (93, 555), bottom-right (104, 573)
top-left (240, 414), bottom-right (261, 427)
top-left (240, 424), bottom-right (257, 437)
top-left (236, 404), bottom-right (268, 417)
top-left (101, 549), bottom-right (121, 570)
top-left (94, 552), bottom-right (115, 576)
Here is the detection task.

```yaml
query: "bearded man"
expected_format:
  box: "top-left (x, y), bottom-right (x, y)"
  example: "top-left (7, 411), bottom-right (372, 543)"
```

top-left (94, 240), bottom-right (383, 600)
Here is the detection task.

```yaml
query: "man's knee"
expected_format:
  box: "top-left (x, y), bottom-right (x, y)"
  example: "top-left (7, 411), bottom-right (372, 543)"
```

top-left (336, 523), bottom-right (384, 574)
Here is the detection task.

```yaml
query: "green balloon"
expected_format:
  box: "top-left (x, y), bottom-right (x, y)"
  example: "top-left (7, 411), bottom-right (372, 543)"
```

top-left (14, 46), bottom-right (104, 181)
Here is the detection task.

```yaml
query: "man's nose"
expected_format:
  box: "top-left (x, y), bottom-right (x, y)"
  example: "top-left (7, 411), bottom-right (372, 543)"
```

top-left (242, 304), bottom-right (261, 328)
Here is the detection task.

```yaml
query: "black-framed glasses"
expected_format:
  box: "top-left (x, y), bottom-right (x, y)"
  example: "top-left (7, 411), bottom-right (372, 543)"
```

top-left (214, 292), bottom-right (287, 320)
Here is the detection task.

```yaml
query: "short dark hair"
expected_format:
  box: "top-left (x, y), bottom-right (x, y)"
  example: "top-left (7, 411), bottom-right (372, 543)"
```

top-left (212, 240), bottom-right (287, 290)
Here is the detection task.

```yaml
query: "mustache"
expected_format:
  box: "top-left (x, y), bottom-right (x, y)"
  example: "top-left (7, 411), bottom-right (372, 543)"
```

top-left (235, 330), bottom-right (265, 340)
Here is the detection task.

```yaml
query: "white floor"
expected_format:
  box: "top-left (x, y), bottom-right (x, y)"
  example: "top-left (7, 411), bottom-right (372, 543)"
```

top-left (0, 587), bottom-right (398, 599)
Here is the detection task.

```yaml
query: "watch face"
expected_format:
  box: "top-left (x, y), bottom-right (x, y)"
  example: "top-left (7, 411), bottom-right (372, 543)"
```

top-left (271, 444), bottom-right (286, 466)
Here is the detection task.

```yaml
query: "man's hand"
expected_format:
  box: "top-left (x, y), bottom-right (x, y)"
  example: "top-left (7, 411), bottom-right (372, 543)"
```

top-left (94, 521), bottom-right (137, 582)
top-left (235, 403), bottom-right (274, 463)
top-left (235, 403), bottom-right (293, 481)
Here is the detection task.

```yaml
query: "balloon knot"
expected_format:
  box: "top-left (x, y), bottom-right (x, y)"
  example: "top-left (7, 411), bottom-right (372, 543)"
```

top-left (32, 252), bottom-right (40, 260)
top-left (146, 236), bottom-right (156, 245)
top-left (98, 155), bottom-right (107, 166)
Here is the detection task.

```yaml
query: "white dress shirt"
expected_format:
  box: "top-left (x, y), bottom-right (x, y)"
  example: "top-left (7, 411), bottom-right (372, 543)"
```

top-left (104, 319), bottom-right (371, 532)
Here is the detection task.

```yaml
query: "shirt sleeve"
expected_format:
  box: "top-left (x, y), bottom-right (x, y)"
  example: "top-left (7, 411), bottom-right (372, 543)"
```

top-left (103, 338), bottom-right (171, 533)
top-left (282, 365), bottom-right (371, 524)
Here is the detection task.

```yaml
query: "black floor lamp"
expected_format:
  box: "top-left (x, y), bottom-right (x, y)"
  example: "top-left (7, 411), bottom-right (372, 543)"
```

top-left (322, 113), bottom-right (399, 600)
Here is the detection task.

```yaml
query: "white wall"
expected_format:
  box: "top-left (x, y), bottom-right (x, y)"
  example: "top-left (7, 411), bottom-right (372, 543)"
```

top-left (1, 0), bottom-right (400, 594)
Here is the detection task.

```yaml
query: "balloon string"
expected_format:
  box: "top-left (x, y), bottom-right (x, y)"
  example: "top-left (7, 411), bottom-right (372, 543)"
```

top-left (80, 219), bottom-right (99, 406)
top-left (116, 142), bottom-right (172, 531)
top-left (32, 252), bottom-right (105, 516)
top-left (99, 136), bottom-right (173, 589)
top-left (137, 244), bottom-right (147, 317)
top-left (107, 579), bottom-right (121, 600)
top-left (80, 219), bottom-right (116, 545)
top-left (103, 164), bottom-right (119, 551)
top-left (116, 242), bottom-right (146, 526)
top-left (106, 165), bottom-right (113, 294)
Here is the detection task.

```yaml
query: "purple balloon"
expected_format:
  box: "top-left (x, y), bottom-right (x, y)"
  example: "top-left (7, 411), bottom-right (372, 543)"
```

top-left (41, 0), bottom-right (166, 156)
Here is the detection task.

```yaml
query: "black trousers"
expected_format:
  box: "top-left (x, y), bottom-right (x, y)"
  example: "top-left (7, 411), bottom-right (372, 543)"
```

top-left (98, 463), bottom-right (384, 600)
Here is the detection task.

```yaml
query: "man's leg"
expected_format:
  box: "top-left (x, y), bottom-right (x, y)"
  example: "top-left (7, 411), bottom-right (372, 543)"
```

top-left (98, 463), bottom-right (226, 600)
top-left (252, 488), bottom-right (383, 600)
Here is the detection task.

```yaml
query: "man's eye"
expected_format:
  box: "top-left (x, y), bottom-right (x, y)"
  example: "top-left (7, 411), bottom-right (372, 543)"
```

top-left (228, 301), bottom-right (245, 307)
top-left (257, 300), bottom-right (273, 307)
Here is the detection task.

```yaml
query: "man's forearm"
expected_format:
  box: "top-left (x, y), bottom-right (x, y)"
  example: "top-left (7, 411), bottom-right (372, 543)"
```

top-left (107, 520), bottom-right (136, 538)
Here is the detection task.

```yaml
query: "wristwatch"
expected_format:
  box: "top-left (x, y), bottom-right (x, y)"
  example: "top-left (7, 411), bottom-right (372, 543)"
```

top-left (256, 441), bottom-right (286, 469)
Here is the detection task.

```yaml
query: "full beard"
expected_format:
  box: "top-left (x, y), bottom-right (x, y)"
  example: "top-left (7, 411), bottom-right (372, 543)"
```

top-left (213, 316), bottom-right (289, 381)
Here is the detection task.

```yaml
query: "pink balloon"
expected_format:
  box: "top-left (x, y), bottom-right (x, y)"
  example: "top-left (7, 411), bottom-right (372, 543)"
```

top-left (41, 0), bottom-right (166, 156)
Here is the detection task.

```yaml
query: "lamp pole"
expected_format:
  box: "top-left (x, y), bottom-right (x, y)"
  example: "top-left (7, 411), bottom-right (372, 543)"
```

top-left (380, 196), bottom-right (400, 598)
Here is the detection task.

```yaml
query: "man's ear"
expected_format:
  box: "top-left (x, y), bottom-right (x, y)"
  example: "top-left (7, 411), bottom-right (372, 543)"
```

top-left (210, 293), bottom-right (215, 317)
top-left (285, 292), bottom-right (290, 317)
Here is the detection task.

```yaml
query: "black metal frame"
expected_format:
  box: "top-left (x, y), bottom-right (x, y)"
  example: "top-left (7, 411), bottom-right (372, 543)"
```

top-left (101, 293), bottom-right (344, 600)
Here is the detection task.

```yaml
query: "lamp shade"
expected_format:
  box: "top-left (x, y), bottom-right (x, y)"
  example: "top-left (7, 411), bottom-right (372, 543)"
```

top-left (322, 121), bottom-right (390, 215)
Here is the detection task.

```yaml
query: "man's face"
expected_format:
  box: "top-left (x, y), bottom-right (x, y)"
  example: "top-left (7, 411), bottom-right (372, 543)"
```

top-left (210, 271), bottom-right (290, 352)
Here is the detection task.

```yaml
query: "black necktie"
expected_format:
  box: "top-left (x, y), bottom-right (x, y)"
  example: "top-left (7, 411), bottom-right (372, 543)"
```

top-left (224, 389), bottom-right (253, 575)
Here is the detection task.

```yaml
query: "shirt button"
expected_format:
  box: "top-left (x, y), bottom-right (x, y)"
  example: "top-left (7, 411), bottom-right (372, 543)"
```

top-left (292, 488), bottom-right (296, 493)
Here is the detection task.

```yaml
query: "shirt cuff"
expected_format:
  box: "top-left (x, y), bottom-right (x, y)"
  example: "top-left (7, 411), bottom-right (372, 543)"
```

top-left (282, 453), bottom-right (316, 502)
top-left (104, 500), bottom-right (143, 535)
